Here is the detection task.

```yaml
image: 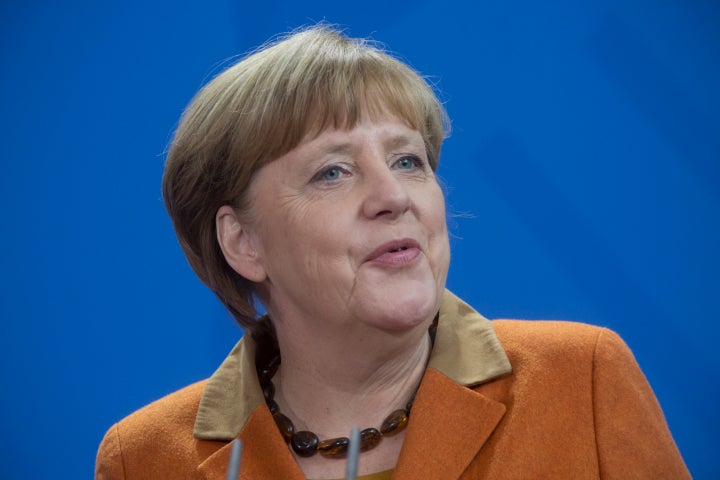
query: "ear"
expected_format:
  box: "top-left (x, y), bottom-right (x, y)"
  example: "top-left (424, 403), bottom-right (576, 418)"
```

top-left (216, 205), bottom-right (267, 283)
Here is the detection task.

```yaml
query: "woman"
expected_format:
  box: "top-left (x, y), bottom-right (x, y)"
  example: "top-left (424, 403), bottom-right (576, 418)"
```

top-left (96, 26), bottom-right (690, 479)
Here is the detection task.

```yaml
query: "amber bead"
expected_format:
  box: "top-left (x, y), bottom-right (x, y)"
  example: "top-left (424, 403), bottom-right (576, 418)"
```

top-left (258, 355), bottom-right (280, 382)
top-left (380, 409), bottom-right (409, 436)
top-left (273, 412), bottom-right (295, 442)
top-left (360, 428), bottom-right (382, 451)
top-left (262, 381), bottom-right (275, 403)
top-left (291, 431), bottom-right (319, 457)
top-left (405, 395), bottom-right (416, 414)
top-left (318, 437), bottom-right (349, 457)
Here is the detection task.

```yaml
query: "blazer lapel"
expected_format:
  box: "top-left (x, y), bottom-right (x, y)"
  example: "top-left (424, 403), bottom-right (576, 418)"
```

top-left (197, 406), bottom-right (306, 480)
top-left (394, 368), bottom-right (506, 480)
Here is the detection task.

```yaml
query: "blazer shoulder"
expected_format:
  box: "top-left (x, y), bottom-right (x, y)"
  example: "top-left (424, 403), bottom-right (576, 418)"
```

top-left (99, 381), bottom-right (208, 458)
top-left (96, 380), bottom-right (213, 479)
top-left (493, 319), bottom-right (635, 369)
top-left (490, 319), bottom-right (616, 359)
top-left (117, 379), bottom-right (208, 432)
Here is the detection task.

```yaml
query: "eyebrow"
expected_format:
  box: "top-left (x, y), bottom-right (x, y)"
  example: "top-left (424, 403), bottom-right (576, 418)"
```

top-left (384, 134), bottom-right (421, 151)
top-left (322, 142), bottom-right (355, 156)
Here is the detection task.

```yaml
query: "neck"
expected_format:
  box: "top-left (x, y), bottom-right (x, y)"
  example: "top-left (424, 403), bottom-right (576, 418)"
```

top-left (272, 325), bottom-right (431, 439)
top-left (255, 310), bottom-right (435, 479)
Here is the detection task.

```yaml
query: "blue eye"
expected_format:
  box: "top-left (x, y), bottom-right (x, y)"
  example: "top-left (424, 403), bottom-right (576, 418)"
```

top-left (312, 165), bottom-right (347, 184)
top-left (322, 167), bottom-right (341, 180)
top-left (395, 156), bottom-right (422, 170)
top-left (397, 158), bottom-right (413, 169)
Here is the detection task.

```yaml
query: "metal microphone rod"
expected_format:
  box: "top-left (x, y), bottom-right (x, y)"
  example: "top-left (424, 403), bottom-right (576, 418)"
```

top-left (226, 438), bottom-right (243, 480)
top-left (345, 427), bottom-right (361, 480)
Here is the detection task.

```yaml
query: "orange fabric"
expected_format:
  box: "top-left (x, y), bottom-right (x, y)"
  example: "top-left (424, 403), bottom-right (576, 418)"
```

top-left (315, 469), bottom-right (394, 480)
top-left (358, 471), bottom-right (393, 480)
top-left (96, 321), bottom-right (690, 479)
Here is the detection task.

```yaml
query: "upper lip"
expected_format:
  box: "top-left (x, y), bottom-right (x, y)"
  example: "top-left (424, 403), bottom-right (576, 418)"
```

top-left (363, 238), bottom-right (421, 262)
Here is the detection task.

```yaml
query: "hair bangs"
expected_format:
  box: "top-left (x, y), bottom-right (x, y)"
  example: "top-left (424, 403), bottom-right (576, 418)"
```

top-left (247, 36), bottom-right (445, 171)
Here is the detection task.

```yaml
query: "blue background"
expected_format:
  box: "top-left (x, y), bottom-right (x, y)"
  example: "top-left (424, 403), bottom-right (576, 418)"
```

top-left (1, 0), bottom-right (717, 478)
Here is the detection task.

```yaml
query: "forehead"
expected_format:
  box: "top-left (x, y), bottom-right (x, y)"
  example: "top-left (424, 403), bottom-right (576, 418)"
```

top-left (298, 116), bottom-right (425, 156)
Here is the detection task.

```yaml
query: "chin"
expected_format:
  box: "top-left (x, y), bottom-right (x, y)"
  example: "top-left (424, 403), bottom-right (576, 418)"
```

top-left (357, 282), bottom-right (442, 332)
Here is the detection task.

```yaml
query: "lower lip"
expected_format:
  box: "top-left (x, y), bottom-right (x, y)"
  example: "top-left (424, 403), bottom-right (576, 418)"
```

top-left (367, 247), bottom-right (421, 267)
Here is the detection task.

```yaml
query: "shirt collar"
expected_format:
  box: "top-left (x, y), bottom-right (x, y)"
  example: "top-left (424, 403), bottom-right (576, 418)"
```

top-left (193, 289), bottom-right (511, 440)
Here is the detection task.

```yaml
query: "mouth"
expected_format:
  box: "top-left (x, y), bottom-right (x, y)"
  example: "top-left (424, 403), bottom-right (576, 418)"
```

top-left (364, 238), bottom-right (421, 264)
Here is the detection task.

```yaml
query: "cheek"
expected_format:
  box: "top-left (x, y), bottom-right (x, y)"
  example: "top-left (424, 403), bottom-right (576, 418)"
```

top-left (425, 187), bottom-right (451, 267)
top-left (260, 203), bottom-right (345, 268)
top-left (425, 185), bottom-right (449, 234)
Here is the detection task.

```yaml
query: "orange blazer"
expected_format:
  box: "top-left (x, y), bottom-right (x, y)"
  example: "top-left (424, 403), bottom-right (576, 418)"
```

top-left (96, 291), bottom-right (690, 479)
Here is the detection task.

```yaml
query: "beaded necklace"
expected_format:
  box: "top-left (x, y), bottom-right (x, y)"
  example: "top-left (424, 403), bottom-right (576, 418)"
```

top-left (254, 321), bottom-right (437, 459)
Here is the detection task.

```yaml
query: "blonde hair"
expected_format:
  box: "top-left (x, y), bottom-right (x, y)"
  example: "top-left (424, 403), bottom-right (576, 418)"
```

top-left (162, 25), bottom-right (450, 330)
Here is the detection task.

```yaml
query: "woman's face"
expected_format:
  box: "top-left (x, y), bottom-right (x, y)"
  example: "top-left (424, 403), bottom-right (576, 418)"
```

top-left (238, 116), bottom-right (450, 335)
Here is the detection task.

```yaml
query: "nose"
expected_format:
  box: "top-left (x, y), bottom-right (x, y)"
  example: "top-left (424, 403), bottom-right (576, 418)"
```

top-left (361, 165), bottom-right (412, 220)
